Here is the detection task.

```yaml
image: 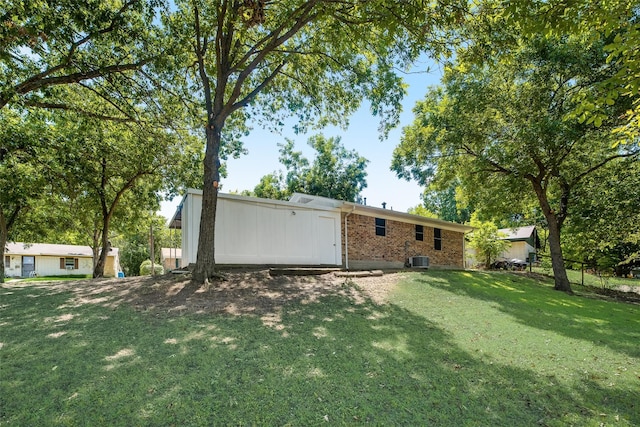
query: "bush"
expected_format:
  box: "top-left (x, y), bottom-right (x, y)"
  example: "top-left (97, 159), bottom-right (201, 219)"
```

top-left (139, 260), bottom-right (164, 276)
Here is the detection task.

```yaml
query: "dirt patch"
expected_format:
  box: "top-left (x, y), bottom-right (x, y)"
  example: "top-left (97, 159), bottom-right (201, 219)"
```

top-left (6, 269), bottom-right (403, 317)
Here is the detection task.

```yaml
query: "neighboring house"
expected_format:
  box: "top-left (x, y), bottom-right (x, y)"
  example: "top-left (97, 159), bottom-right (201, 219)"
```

top-left (161, 247), bottom-right (182, 271)
top-left (497, 226), bottom-right (540, 262)
top-left (169, 189), bottom-right (473, 269)
top-left (466, 225), bottom-right (540, 268)
top-left (4, 242), bottom-right (121, 278)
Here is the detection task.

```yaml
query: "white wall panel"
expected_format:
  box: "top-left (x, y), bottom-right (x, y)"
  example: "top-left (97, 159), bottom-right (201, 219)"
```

top-left (181, 190), bottom-right (341, 266)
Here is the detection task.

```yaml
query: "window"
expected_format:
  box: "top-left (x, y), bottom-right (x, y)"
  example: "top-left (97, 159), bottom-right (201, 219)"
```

top-left (4, 256), bottom-right (9, 269)
top-left (375, 218), bottom-right (386, 236)
top-left (415, 225), bottom-right (424, 241)
top-left (60, 257), bottom-right (78, 270)
top-left (434, 228), bottom-right (442, 251)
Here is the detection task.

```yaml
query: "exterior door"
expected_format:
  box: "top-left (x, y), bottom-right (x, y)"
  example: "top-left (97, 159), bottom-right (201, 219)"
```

top-left (22, 256), bottom-right (35, 277)
top-left (318, 216), bottom-right (337, 265)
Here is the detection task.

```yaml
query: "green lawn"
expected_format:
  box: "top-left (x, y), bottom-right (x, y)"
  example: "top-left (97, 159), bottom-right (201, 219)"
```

top-left (531, 266), bottom-right (640, 289)
top-left (1, 271), bottom-right (638, 426)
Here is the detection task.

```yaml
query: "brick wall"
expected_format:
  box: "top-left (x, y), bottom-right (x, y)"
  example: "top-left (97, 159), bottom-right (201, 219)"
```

top-left (341, 212), bottom-right (465, 269)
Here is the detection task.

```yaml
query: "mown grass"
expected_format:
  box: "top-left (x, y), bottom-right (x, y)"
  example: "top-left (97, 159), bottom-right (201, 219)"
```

top-left (531, 266), bottom-right (639, 290)
top-left (1, 271), bottom-right (638, 426)
top-left (7, 274), bottom-right (93, 283)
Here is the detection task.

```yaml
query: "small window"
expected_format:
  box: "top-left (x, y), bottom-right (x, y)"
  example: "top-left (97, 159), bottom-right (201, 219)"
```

top-left (434, 228), bottom-right (442, 251)
top-left (4, 256), bottom-right (9, 268)
top-left (375, 218), bottom-right (386, 236)
top-left (415, 225), bottom-right (424, 241)
top-left (60, 257), bottom-right (78, 270)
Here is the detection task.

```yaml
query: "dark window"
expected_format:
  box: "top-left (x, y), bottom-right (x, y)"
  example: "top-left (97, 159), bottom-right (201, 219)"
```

top-left (375, 218), bottom-right (386, 236)
top-left (434, 228), bottom-right (442, 251)
top-left (415, 225), bottom-right (424, 241)
top-left (4, 256), bottom-right (9, 268)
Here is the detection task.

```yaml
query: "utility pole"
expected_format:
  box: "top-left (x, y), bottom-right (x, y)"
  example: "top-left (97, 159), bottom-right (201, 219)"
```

top-left (150, 223), bottom-right (155, 276)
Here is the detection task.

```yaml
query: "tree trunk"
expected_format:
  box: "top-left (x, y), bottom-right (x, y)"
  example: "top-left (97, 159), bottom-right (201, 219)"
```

top-left (546, 215), bottom-right (572, 293)
top-left (192, 125), bottom-right (222, 283)
top-left (93, 218), bottom-right (111, 278)
top-left (529, 178), bottom-right (572, 293)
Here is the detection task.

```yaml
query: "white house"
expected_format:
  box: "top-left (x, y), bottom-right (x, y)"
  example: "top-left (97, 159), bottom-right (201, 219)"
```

top-left (161, 247), bottom-right (182, 271)
top-left (169, 190), bottom-right (472, 269)
top-left (497, 226), bottom-right (540, 261)
top-left (465, 226), bottom-right (540, 268)
top-left (4, 242), bottom-right (121, 278)
top-left (171, 190), bottom-right (342, 267)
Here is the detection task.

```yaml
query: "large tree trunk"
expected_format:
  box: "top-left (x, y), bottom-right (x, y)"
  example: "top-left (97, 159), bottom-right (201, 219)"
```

top-left (93, 217), bottom-right (111, 278)
top-left (546, 214), bottom-right (572, 293)
top-left (193, 125), bottom-right (222, 283)
top-left (530, 179), bottom-right (572, 293)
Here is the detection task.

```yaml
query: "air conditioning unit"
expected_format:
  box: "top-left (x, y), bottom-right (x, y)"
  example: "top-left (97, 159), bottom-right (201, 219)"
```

top-left (409, 256), bottom-right (430, 268)
top-left (66, 266), bottom-right (74, 270)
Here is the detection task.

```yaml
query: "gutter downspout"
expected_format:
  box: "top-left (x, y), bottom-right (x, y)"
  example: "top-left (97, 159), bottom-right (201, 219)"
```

top-left (344, 205), bottom-right (356, 270)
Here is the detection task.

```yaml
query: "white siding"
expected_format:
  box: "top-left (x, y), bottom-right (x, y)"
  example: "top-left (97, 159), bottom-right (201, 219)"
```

top-left (502, 241), bottom-right (535, 261)
top-left (181, 191), bottom-right (342, 266)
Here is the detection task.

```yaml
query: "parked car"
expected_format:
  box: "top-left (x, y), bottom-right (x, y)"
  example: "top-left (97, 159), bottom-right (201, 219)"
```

top-left (491, 258), bottom-right (528, 270)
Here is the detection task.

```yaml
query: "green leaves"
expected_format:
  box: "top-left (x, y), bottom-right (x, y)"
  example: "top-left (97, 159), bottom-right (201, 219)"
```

top-left (251, 134), bottom-right (369, 203)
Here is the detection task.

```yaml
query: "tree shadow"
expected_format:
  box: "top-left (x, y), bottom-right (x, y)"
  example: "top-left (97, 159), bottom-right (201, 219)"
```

top-left (410, 270), bottom-right (640, 359)
top-left (2, 282), bottom-right (637, 425)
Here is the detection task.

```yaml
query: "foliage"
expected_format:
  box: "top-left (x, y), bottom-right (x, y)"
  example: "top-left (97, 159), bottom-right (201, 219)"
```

top-left (167, 0), bottom-right (469, 281)
top-left (406, 205), bottom-right (437, 218)
top-left (562, 157), bottom-right (640, 275)
top-left (420, 183), bottom-right (472, 223)
top-left (252, 135), bottom-right (369, 202)
top-left (1, 271), bottom-right (638, 425)
top-left (0, 0), bottom-right (165, 116)
top-left (467, 214), bottom-right (510, 268)
top-left (392, 32), bottom-right (639, 292)
top-left (0, 109), bottom-right (55, 282)
top-left (139, 259), bottom-right (164, 275)
top-left (497, 0), bottom-right (640, 145)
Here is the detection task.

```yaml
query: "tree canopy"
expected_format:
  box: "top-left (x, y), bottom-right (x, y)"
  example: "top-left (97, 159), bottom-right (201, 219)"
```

top-left (392, 33), bottom-right (639, 292)
top-left (251, 135), bottom-right (368, 202)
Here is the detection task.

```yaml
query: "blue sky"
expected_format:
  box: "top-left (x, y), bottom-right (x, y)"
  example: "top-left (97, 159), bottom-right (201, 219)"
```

top-left (159, 61), bottom-right (444, 222)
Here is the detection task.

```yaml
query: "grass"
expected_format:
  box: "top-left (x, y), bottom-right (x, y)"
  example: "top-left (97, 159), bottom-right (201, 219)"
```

top-left (6, 274), bottom-right (92, 283)
top-left (531, 266), bottom-right (639, 289)
top-left (1, 271), bottom-right (638, 426)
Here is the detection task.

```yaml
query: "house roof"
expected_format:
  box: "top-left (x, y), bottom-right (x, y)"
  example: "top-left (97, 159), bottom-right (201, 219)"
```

top-left (5, 242), bottom-right (119, 257)
top-left (292, 193), bottom-right (473, 233)
top-left (161, 248), bottom-right (181, 259)
top-left (498, 226), bottom-right (536, 241)
top-left (169, 190), bottom-right (473, 233)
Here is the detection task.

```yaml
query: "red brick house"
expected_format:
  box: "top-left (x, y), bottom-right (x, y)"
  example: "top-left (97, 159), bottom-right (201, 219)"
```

top-left (171, 190), bottom-right (472, 270)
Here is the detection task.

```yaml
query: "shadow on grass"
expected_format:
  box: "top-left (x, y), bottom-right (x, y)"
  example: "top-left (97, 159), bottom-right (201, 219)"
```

top-left (410, 270), bottom-right (640, 360)
top-left (1, 282), bottom-right (637, 426)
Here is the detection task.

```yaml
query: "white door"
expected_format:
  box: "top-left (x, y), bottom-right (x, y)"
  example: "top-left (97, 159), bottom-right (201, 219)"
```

top-left (318, 216), bottom-right (337, 265)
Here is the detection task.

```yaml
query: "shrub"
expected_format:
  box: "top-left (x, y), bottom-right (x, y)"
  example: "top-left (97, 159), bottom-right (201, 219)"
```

top-left (139, 259), bottom-right (164, 276)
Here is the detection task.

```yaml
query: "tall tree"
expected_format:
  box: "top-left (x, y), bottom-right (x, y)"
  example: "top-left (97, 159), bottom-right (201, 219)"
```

top-left (0, 110), bottom-right (53, 282)
top-left (168, 0), bottom-right (467, 282)
top-left (252, 135), bottom-right (368, 202)
top-left (46, 111), bottom-right (200, 277)
top-left (392, 35), bottom-right (639, 293)
top-left (0, 0), bottom-right (178, 281)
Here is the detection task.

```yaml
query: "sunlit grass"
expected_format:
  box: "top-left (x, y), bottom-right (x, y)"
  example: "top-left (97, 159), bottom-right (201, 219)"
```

top-left (1, 271), bottom-right (638, 426)
top-left (531, 266), bottom-right (639, 290)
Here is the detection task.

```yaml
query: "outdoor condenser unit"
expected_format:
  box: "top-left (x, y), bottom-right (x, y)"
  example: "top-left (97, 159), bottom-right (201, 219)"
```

top-left (409, 256), bottom-right (430, 268)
